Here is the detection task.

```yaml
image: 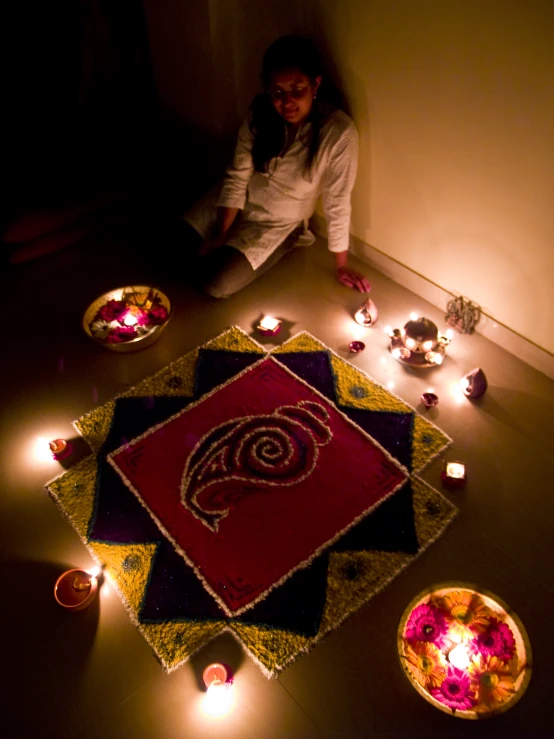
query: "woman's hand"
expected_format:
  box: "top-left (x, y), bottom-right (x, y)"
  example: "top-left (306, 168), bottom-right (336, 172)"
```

top-left (336, 266), bottom-right (371, 293)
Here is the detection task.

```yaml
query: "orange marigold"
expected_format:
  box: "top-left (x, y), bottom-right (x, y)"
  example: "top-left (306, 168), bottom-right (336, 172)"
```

top-left (437, 590), bottom-right (492, 640)
top-left (404, 641), bottom-right (447, 688)
top-left (468, 654), bottom-right (516, 708)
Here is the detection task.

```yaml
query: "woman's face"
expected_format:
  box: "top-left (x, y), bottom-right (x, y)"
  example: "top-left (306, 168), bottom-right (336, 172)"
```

top-left (268, 68), bottom-right (322, 126)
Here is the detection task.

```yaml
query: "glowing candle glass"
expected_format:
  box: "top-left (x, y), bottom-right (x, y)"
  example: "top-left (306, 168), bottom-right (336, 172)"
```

top-left (257, 316), bottom-right (282, 336)
top-left (442, 461), bottom-right (467, 488)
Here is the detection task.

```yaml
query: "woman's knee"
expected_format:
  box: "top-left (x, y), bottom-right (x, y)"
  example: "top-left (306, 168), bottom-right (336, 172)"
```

top-left (203, 276), bottom-right (234, 299)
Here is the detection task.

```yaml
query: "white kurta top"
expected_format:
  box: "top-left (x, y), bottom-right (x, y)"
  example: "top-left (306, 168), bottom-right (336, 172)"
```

top-left (184, 109), bottom-right (358, 270)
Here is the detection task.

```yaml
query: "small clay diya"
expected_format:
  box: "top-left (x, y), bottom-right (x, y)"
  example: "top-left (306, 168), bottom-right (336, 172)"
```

top-left (54, 569), bottom-right (98, 611)
top-left (421, 392), bottom-right (439, 410)
top-left (349, 341), bottom-right (366, 353)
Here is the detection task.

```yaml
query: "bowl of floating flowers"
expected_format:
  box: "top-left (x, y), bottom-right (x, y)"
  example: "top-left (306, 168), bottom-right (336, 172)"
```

top-left (398, 583), bottom-right (532, 719)
top-left (83, 286), bottom-right (172, 352)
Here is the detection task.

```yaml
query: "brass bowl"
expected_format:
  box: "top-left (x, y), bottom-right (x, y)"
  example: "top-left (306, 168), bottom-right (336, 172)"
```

top-left (83, 285), bottom-right (172, 353)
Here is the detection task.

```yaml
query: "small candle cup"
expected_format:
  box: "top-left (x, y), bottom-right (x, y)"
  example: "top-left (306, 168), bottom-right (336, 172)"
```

top-left (54, 569), bottom-right (98, 611)
top-left (441, 461), bottom-right (467, 489)
top-left (203, 663), bottom-right (228, 690)
top-left (349, 341), bottom-right (365, 353)
top-left (49, 438), bottom-right (72, 460)
top-left (257, 316), bottom-right (282, 336)
top-left (421, 392), bottom-right (439, 410)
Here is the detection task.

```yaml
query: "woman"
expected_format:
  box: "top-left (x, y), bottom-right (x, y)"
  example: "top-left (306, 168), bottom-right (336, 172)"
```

top-left (183, 35), bottom-right (370, 298)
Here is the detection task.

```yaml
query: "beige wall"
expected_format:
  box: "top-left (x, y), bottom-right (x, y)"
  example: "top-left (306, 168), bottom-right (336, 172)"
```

top-left (312, 0), bottom-right (554, 352)
top-left (143, 0), bottom-right (554, 352)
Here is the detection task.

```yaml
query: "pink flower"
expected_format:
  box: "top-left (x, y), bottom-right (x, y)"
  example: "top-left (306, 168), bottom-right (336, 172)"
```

top-left (135, 310), bottom-right (150, 326)
top-left (405, 603), bottom-right (449, 648)
top-left (148, 304), bottom-right (168, 325)
top-left (469, 618), bottom-right (516, 662)
top-left (431, 666), bottom-right (477, 711)
top-left (97, 299), bottom-right (126, 322)
top-left (105, 326), bottom-right (138, 344)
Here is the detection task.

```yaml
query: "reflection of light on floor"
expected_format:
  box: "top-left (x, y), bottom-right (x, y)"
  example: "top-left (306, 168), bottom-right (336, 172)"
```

top-left (31, 437), bottom-right (57, 465)
top-left (348, 321), bottom-right (367, 341)
top-left (410, 312), bottom-right (419, 321)
top-left (449, 380), bottom-right (467, 405)
top-left (200, 683), bottom-right (235, 719)
top-left (380, 357), bottom-right (387, 365)
top-left (387, 381), bottom-right (395, 390)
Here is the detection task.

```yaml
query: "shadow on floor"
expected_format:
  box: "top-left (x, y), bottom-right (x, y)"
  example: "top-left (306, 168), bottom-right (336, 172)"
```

top-left (476, 386), bottom-right (554, 449)
top-left (2, 559), bottom-right (99, 738)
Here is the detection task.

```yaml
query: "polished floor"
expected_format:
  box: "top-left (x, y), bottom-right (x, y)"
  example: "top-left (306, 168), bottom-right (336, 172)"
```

top-left (2, 225), bottom-right (552, 739)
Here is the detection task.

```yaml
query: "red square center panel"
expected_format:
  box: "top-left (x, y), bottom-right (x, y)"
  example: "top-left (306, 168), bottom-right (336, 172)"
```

top-left (109, 357), bottom-right (407, 615)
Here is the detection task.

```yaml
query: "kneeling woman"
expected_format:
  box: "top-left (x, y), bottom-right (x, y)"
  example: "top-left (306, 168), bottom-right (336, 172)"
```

top-left (183, 35), bottom-right (370, 298)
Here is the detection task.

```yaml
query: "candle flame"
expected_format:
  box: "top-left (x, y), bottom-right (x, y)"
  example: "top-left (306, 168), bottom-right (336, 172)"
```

top-left (448, 643), bottom-right (470, 670)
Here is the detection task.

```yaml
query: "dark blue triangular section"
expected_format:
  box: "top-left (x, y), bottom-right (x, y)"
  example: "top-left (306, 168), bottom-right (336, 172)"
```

top-left (102, 396), bottom-right (191, 455)
top-left (88, 458), bottom-right (161, 543)
top-left (139, 540), bottom-right (226, 622)
top-left (232, 552), bottom-right (329, 637)
top-left (273, 351), bottom-right (337, 402)
top-left (194, 348), bottom-right (263, 398)
top-left (331, 480), bottom-right (419, 554)
top-left (340, 407), bottom-right (414, 471)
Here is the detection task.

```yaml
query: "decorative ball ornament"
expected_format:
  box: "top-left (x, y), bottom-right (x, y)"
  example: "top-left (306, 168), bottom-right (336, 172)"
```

top-left (460, 368), bottom-right (488, 399)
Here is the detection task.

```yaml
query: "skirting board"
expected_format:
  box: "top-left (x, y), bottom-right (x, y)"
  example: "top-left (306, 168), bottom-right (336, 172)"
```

top-left (311, 214), bottom-right (554, 380)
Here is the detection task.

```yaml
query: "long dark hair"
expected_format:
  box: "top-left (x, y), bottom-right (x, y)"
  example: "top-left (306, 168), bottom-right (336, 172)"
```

top-left (250, 36), bottom-right (339, 176)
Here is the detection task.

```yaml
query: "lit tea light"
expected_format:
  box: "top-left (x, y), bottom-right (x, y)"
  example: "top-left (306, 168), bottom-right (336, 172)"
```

top-left (442, 461), bottom-right (467, 488)
top-left (446, 462), bottom-right (466, 478)
top-left (448, 643), bottom-right (471, 670)
top-left (54, 568), bottom-right (99, 611)
top-left (437, 330), bottom-right (453, 348)
top-left (49, 438), bottom-right (72, 460)
top-left (123, 312), bottom-right (138, 327)
top-left (349, 341), bottom-right (365, 353)
top-left (257, 315), bottom-right (282, 336)
top-left (425, 350), bottom-right (444, 365)
top-left (201, 663), bottom-right (234, 718)
top-left (392, 346), bottom-right (411, 360)
top-left (383, 325), bottom-right (393, 336)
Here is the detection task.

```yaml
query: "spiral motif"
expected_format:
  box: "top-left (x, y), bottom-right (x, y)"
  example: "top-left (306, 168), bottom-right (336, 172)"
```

top-left (181, 400), bottom-right (332, 531)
